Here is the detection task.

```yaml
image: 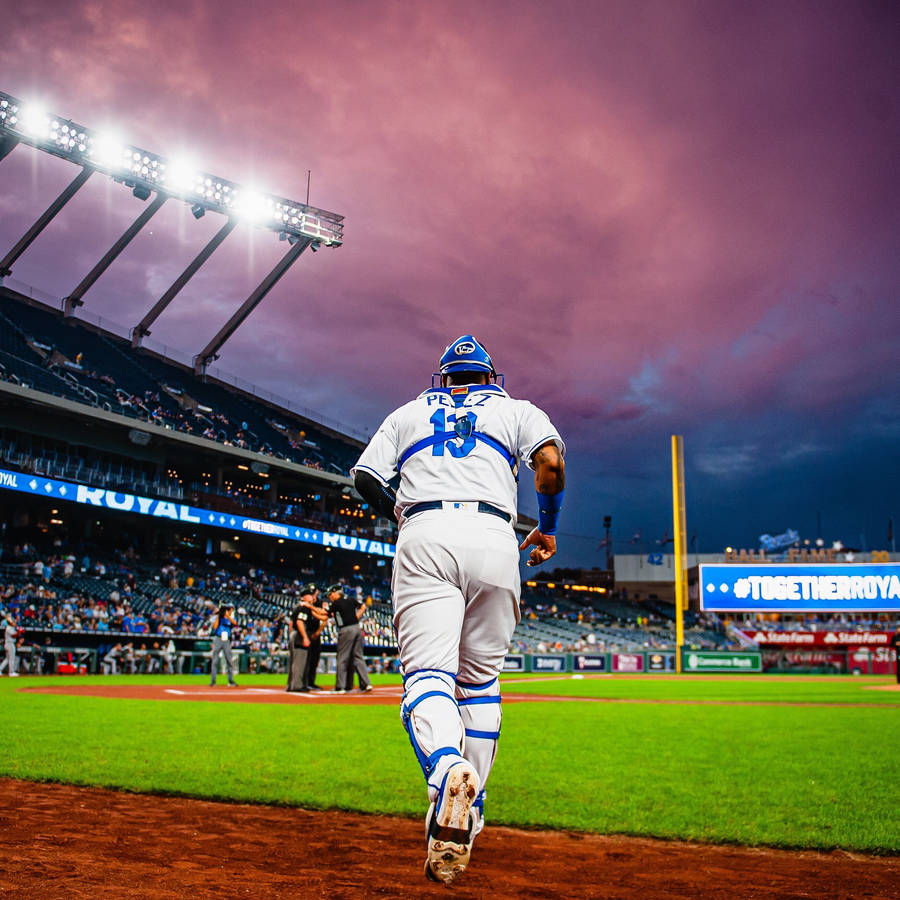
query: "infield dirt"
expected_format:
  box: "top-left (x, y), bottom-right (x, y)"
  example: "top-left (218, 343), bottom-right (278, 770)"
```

top-left (2, 778), bottom-right (899, 899)
top-left (21, 681), bottom-right (898, 708)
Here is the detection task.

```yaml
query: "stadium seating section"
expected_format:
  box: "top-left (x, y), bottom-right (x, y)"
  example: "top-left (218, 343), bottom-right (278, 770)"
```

top-left (1, 537), bottom-right (737, 670)
top-left (0, 294), bottom-right (361, 476)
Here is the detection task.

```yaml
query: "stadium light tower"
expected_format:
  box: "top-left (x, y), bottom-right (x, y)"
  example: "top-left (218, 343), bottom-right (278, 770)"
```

top-left (0, 90), bottom-right (343, 370)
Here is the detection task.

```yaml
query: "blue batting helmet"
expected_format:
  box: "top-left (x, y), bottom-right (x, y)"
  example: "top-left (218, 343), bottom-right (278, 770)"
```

top-left (438, 335), bottom-right (496, 377)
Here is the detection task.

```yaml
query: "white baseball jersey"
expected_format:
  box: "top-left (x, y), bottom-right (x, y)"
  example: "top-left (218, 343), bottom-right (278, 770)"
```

top-left (351, 384), bottom-right (564, 526)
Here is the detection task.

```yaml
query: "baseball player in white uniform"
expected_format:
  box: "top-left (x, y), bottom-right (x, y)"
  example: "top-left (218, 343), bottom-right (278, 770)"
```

top-left (352, 335), bottom-right (565, 884)
top-left (1, 611), bottom-right (19, 677)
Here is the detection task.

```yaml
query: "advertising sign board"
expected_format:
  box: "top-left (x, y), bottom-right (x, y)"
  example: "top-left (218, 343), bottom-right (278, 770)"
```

top-left (612, 653), bottom-right (644, 673)
top-left (747, 631), bottom-right (894, 647)
top-left (503, 655), bottom-right (525, 672)
top-left (572, 654), bottom-right (607, 672)
top-left (683, 651), bottom-right (762, 673)
top-left (700, 563), bottom-right (900, 612)
top-left (531, 654), bottom-right (566, 673)
top-left (0, 467), bottom-right (396, 558)
top-left (847, 645), bottom-right (896, 676)
top-left (647, 652), bottom-right (675, 671)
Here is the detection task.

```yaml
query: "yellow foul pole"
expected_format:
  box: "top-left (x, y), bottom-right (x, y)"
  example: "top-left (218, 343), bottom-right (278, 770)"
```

top-left (671, 435), bottom-right (687, 673)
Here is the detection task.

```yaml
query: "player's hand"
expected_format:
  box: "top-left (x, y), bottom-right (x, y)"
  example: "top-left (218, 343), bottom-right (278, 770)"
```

top-left (303, 639), bottom-right (310, 648)
top-left (519, 529), bottom-right (557, 567)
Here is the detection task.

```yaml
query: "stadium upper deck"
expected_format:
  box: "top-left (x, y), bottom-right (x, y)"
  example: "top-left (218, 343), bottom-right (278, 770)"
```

top-left (0, 287), bottom-right (363, 475)
top-left (0, 287), bottom-right (536, 554)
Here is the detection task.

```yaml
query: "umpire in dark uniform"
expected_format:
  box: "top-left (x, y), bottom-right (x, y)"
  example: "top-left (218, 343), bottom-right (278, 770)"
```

top-left (287, 585), bottom-right (316, 693)
top-left (330, 585), bottom-right (372, 693)
top-left (305, 584), bottom-right (329, 691)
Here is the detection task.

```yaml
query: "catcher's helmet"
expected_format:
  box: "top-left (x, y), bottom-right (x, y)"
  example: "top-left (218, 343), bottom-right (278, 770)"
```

top-left (438, 335), bottom-right (496, 377)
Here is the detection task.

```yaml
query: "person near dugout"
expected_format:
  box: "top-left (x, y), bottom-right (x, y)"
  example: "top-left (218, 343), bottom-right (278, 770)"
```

top-left (209, 603), bottom-right (239, 687)
top-left (891, 624), bottom-right (900, 685)
top-left (1, 610), bottom-right (19, 677)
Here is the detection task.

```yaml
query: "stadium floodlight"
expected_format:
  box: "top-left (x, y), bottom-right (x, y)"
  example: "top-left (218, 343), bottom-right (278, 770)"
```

top-left (233, 189), bottom-right (269, 224)
top-left (165, 158), bottom-right (197, 193)
top-left (0, 89), bottom-right (343, 246)
top-left (91, 132), bottom-right (126, 170)
top-left (1, 88), bottom-right (344, 366)
top-left (19, 103), bottom-right (49, 138)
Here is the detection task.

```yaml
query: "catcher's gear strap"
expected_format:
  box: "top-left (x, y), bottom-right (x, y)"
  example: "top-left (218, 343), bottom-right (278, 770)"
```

top-left (457, 677), bottom-right (501, 783)
top-left (401, 671), bottom-right (463, 783)
top-left (456, 675), bottom-right (497, 690)
top-left (457, 677), bottom-right (501, 795)
top-left (458, 695), bottom-right (501, 706)
top-left (403, 667), bottom-right (458, 684)
top-left (353, 468), bottom-right (398, 521)
top-left (397, 430), bottom-right (516, 472)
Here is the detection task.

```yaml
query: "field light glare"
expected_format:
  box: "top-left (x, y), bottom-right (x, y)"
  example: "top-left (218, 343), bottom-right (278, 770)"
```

top-left (164, 158), bottom-right (198, 193)
top-left (20, 104), bottom-right (49, 138)
top-left (91, 133), bottom-right (126, 170)
top-left (234, 190), bottom-right (270, 223)
top-left (0, 88), bottom-right (343, 246)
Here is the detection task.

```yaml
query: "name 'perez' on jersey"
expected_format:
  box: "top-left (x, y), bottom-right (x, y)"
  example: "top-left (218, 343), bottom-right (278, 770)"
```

top-left (351, 384), bottom-right (565, 526)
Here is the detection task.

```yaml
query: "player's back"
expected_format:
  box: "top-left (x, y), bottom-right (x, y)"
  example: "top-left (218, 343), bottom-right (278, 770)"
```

top-left (386, 384), bottom-right (561, 523)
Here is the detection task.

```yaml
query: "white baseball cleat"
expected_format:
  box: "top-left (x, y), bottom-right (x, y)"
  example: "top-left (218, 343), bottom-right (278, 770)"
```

top-left (423, 760), bottom-right (479, 885)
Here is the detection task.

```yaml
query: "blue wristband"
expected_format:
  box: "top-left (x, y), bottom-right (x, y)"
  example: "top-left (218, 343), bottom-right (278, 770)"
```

top-left (536, 489), bottom-right (564, 535)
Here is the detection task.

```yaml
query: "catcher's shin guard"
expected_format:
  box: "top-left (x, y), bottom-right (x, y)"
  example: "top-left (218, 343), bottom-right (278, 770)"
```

top-left (456, 675), bottom-right (501, 808)
top-left (401, 669), bottom-right (465, 796)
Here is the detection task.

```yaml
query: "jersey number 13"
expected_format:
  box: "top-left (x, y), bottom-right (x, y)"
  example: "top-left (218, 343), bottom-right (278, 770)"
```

top-left (429, 409), bottom-right (478, 459)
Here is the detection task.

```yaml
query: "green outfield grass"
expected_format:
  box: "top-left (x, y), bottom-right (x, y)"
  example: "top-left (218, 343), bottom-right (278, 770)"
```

top-left (1, 673), bottom-right (898, 853)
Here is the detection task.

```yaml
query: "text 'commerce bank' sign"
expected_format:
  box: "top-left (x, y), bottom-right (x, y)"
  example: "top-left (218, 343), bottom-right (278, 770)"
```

top-left (684, 651), bottom-right (761, 673)
top-left (700, 563), bottom-right (900, 612)
top-left (0, 468), bottom-right (395, 559)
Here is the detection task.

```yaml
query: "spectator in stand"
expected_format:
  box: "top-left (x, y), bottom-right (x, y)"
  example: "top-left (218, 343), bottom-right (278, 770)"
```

top-left (122, 608), bottom-right (137, 633)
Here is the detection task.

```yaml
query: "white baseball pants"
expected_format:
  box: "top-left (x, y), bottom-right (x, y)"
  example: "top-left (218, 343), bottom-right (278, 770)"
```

top-left (392, 508), bottom-right (520, 802)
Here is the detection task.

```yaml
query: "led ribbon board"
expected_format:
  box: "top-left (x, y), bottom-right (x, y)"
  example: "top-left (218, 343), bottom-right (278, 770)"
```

top-left (0, 468), bottom-right (395, 559)
top-left (700, 563), bottom-right (900, 612)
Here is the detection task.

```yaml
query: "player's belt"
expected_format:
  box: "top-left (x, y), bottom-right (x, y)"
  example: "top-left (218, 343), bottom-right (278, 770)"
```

top-left (404, 500), bottom-right (511, 523)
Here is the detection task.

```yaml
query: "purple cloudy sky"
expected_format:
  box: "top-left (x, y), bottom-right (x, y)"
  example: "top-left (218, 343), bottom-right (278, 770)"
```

top-left (1, 0), bottom-right (898, 565)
